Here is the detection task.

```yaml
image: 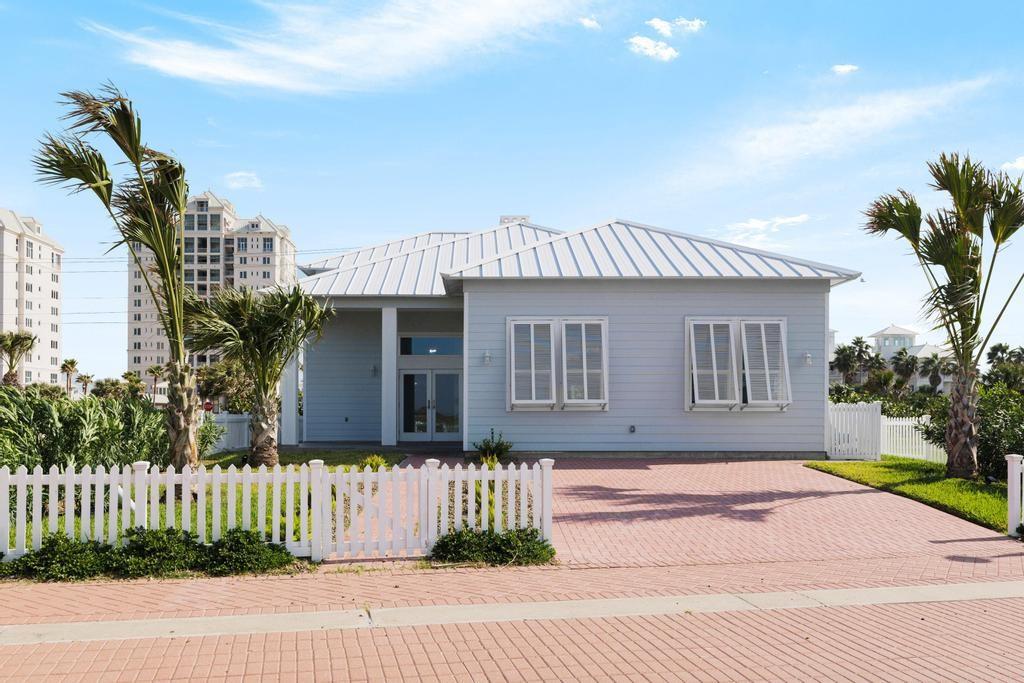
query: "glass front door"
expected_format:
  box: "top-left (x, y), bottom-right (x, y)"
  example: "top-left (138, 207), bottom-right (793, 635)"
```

top-left (399, 370), bottom-right (461, 441)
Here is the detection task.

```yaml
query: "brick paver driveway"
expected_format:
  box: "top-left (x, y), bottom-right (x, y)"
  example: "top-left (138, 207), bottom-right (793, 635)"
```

top-left (3, 458), bottom-right (1024, 681)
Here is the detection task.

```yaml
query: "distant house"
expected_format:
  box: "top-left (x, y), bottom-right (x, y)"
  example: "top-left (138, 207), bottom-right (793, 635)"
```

top-left (287, 218), bottom-right (859, 457)
top-left (868, 324), bottom-right (953, 393)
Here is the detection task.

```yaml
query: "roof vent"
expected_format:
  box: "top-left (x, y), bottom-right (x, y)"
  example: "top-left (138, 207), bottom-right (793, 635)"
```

top-left (499, 215), bottom-right (529, 225)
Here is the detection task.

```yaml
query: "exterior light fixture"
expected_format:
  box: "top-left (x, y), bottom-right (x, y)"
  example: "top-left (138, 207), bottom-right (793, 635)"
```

top-left (370, 364), bottom-right (379, 378)
top-left (803, 352), bottom-right (813, 367)
top-left (483, 350), bottom-right (492, 366)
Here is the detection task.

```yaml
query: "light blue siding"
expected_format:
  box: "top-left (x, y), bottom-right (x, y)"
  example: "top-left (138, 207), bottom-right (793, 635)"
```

top-left (464, 279), bottom-right (830, 454)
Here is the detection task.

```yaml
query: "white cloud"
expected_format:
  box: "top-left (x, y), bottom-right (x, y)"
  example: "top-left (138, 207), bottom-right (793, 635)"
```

top-left (722, 214), bottom-right (811, 249)
top-left (1001, 156), bottom-right (1024, 171)
top-left (85, 0), bottom-right (587, 94)
top-left (627, 36), bottom-right (678, 62)
top-left (831, 64), bottom-right (859, 75)
top-left (578, 16), bottom-right (601, 30)
top-left (673, 77), bottom-right (991, 189)
top-left (224, 171), bottom-right (263, 189)
top-left (645, 17), bottom-right (706, 38)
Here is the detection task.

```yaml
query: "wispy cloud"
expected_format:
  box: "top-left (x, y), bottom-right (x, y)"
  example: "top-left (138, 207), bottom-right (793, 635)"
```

top-left (673, 77), bottom-right (991, 189)
top-left (85, 1), bottom-right (587, 94)
top-left (627, 36), bottom-right (678, 62)
top-left (1002, 156), bottom-right (1024, 171)
top-left (831, 64), bottom-right (859, 75)
top-left (645, 17), bottom-right (705, 38)
top-left (722, 214), bottom-right (810, 249)
top-left (578, 16), bottom-right (601, 30)
top-left (224, 171), bottom-right (263, 189)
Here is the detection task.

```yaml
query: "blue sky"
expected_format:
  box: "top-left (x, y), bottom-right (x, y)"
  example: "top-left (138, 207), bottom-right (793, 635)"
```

top-left (2, 0), bottom-right (1024, 379)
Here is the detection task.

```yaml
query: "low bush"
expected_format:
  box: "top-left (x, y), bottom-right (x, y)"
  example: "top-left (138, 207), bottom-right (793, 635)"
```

top-left (358, 454), bottom-right (390, 471)
top-left (204, 528), bottom-right (294, 576)
top-left (107, 528), bottom-right (206, 578)
top-left (0, 534), bottom-right (110, 582)
top-left (430, 527), bottom-right (555, 566)
top-left (472, 429), bottom-right (513, 464)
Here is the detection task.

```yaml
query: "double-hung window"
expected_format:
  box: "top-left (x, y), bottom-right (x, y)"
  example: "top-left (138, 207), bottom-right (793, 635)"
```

top-left (561, 319), bottom-right (608, 405)
top-left (508, 320), bottom-right (555, 406)
top-left (687, 318), bottom-right (791, 409)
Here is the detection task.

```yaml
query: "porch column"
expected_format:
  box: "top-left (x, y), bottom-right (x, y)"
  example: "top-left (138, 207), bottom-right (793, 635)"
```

top-left (279, 349), bottom-right (299, 446)
top-left (381, 307), bottom-right (398, 446)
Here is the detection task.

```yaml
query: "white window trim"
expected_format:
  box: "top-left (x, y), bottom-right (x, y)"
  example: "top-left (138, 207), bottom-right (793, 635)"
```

top-left (560, 318), bottom-right (609, 409)
top-left (684, 316), bottom-right (793, 412)
top-left (740, 319), bottom-right (793, 407)
top-left (687, 319), bottom-right (740, 408)
top-left (507, 318), bottom-right (556, 409)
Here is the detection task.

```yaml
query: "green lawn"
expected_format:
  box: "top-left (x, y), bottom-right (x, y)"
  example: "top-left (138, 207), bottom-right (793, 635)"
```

top-left (203, 449), bottom-right (402, 470)
top-left (805, 456), bottom-right (1009, 533)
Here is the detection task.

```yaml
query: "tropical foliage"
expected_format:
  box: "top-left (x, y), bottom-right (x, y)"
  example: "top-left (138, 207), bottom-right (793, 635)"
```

top-left (59, 358), bottom-right (78, 397)
top-left (35, 84), bottom-right (200, 469)
top-left (865, 153), bottom-right (1024, 478)
top-left (188, 285), bottom-right (333, 466)
top-left (196, 359), bottom-right (255, 414)
top-left (0, 331), bottom-right (37, 387)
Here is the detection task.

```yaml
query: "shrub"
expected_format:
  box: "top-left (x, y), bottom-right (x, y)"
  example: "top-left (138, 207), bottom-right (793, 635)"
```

top-left (204, 528), bottom-right (294, 576)
top-left (430, 527), bottom-right (555, 566)
top-left (107, 527), bottom-right (205, 578)
top-left (472, 429), bottom-right (513, 463)
top-left (197, 418), bottom-right (226, 459)
top-left (1, 534), bottom-right (110, 582)
top-left (922, 383), bottom-right (1024, 479)
top-left (358, 454), bottom-right (390, 471)
top-left (829, 384), bottom-right (947, 418)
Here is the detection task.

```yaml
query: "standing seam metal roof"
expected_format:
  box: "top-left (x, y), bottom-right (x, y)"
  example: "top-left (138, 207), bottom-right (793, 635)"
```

top-left (299, 231), bottom-right (468, 275)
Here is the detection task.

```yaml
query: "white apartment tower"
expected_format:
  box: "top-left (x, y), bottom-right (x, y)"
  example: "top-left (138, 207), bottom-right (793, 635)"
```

top-left (0, 209), bottom-right (64, 386)
top-left (127, 192), bottom-right (297, 387)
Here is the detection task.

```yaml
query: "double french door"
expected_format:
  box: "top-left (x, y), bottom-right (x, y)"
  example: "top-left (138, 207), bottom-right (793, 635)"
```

top-left (399, 370), bottom-right (461, 441)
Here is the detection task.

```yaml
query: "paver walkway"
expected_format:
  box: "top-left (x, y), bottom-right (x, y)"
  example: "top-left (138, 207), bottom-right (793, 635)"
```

top-left (2, 459), bottom-right (1023, 680)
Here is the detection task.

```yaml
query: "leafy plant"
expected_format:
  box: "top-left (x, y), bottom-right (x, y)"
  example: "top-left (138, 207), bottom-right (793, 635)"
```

top-left (430, 527), bottom-right (555, 566)
top-left (358, 454), bottom-right (390, 471)
top-left (203, 528), bottom-right (295, 576)
top-left (473, 429), bottom-right (513, 462)
top-left (1, 534), bottom-right (110, 581)
top-left (197, 417), bottom-right (226, 458)
top-left (0, 331), bottom-right (37, 388)
top-left (107, 527), bottom-right (205, 578)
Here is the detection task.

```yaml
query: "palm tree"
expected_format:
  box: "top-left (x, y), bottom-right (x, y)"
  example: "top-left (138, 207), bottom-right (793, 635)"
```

top-left (918, 353), bottom-right (956, 391)
top-left (122, 371), bottom-right (146, 400)
top-left (60, 358), bottom-right (78, 397)
top-left (0, 331), bottom-right (38, 388)
top-left (35, 84), bottom-right (200, 468)
top-left (188, 285), bottom-right (333, 466)
top-left (865, 153), bottom-right (1024, 478)
top-left (830, 344), bottom-right (859, 384)
top-left (145, 364), bottom-right (164, 402)
top-left (890, 348), bottom-right (919, 384)
top-left (76, 373), bottom-right (93, 396)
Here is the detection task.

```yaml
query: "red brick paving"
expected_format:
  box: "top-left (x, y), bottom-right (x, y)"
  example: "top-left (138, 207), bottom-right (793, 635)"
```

top-left (2, 459), bottom-right (1023, 680)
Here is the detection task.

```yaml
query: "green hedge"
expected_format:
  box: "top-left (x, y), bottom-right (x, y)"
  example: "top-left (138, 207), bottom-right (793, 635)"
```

top-left (430, 527), bottom-right (555, 566)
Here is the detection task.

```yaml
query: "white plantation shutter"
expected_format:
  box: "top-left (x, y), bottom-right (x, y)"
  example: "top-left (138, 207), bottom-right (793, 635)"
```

top-left (688, 320), bottom-right (738, 404)
top-left (509, 321), bottom-right (554, 404)
top-left (561, 320), bottom-right (607, 403)
top-left (741, 320), bottom-right (791, 404)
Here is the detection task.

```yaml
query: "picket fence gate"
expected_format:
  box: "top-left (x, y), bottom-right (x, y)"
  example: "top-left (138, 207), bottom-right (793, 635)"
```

top-left (827, 402), bottom-right (882, 459)
top-left (0, 458), bottom-right (555, 562)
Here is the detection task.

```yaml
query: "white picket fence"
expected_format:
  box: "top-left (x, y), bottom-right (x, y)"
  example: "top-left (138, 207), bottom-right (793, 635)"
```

top-left (828, 402), bottom-right (946, 462)
top-left (0, 458), bottom-right (555, 562)
top-left (882, 416), bottom-right (946, 462)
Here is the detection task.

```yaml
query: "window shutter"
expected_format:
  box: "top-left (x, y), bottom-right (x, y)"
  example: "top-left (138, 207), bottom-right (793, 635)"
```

top-left (561, 320), bottom-right (607, 403)
top-left (741, 321), bottom-right (791, 403)
top-left (533, 323), bottom-right (553, 401)
top-left (510, 321), bottom-right (554, 404)
top-left (689, 321), bottom-right (737, 404)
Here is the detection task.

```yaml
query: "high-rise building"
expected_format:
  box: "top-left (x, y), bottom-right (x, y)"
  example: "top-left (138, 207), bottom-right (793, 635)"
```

top-left (127, 192), bottom-right (297, 399)
top-left (0, 209), bottom-right (63, 386)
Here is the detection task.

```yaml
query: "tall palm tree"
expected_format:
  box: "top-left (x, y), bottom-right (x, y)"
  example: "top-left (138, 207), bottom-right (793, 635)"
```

top-left (918, 353), bottom-right (956, 391)
top-left (890, 348), bottom-right (919, 384)
top-left (865, 153), bottom-right (1024, 477)
top-left (122, 371), bottom-right (146, 400)
top-left (188, 285), bottom-right (333, 466)
top-left (76, 373), bottom-right (93, 396)
top-left (145, 364), bottom-right (164, 402)
top-left (35, 84), bottom-right (200, 468)
top-left (0, 331), bottom-right (38, 388)
top-left (830, 344), bottom-right (859, 384)
top-left (60, 358), bottom-right (78, 397)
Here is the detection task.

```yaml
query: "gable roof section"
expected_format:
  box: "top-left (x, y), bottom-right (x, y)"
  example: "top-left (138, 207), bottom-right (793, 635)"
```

top-left (299, 231), bottom-right (468, 275)
top-left (869, 324), bottom-right (919, 337)
top-left (443, 219), bottom-right (860, 290)
top-left (299, 222), bottom-right (561, 297)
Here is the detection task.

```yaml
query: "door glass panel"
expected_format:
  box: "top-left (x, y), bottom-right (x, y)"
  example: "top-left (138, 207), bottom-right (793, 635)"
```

top-left (433, 373), bottom-right (460, 434)
top-left (399, 337), bottom-right (463, 355)
top-left (402, 373), bottom-right (428, 433)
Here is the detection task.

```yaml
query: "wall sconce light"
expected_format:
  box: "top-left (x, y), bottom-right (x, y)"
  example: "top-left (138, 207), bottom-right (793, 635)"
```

top-left (370, 364), bottom-right (379, 378)
top-left (482, 350), bottom-right (492, 366)
top-left (803, 352), bottom-right (813, 367)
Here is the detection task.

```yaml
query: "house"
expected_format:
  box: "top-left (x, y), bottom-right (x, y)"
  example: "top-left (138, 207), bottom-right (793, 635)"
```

top-left (286, 218), bottom-right (859, 456)
top-left (869, 324), bottom-right (953, 393)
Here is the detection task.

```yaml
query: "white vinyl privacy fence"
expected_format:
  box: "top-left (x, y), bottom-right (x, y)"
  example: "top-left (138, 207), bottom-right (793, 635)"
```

top-left (1007, 455), bottom-right (1024, 536)
top-left (0, 459), bottom-right (554, 562)
top-left (828, 402), bottom-right (944, 462)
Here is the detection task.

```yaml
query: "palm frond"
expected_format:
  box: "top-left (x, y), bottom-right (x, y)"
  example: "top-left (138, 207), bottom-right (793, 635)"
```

top-left (864, 190), bottom-right (922, 248)
top-left (60, 84), bottom-right (145, 165)
top-left (987, 172), bottom-right (1024, 245)
top-left (927, 152), bottom-right (988, 237)
top-left (33, 133), bottom-right (113, 207)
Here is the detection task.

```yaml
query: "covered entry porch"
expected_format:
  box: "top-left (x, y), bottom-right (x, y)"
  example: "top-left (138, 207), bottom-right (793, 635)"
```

top-left (299, 300), bottom-right (466, 448)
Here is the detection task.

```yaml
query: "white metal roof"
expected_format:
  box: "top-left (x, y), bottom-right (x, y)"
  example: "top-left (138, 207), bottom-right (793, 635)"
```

top-left (299, 231), bottom-right (468, 275)
top-left (869, 324), bottom-right (919, 337)
top-left (443, 219), bottom-right (861, 289)
top-left (299, 222), bottom-right (561, 297)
